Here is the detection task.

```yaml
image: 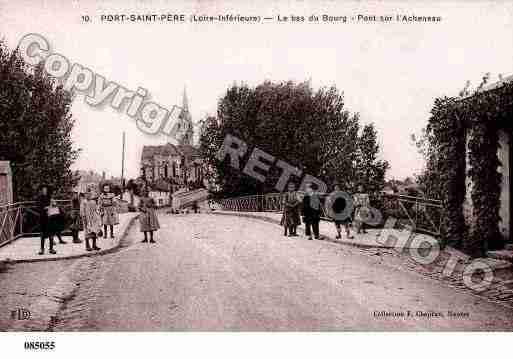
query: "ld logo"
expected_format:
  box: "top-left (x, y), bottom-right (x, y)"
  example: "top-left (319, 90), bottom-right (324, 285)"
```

top-left (11, 308), bottom-right (31, 320)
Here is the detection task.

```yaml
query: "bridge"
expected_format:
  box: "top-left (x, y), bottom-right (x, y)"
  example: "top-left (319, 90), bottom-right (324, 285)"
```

top-left (3, 190), bottom-right (513, 331)
top-left (0, 190), bottom-right (442, 249)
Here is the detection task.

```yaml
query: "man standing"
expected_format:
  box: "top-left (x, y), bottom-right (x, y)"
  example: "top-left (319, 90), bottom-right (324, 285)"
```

top-left (302, 182), bottom-right (321, 240)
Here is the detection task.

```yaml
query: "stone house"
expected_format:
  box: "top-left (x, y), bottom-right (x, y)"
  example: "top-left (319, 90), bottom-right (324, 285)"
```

top-left (446, 74), bottom-right (513, 254)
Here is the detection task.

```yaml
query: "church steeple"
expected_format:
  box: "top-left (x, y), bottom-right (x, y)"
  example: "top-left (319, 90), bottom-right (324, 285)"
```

top-left (182, 86), bottom-right (189, 112)
top-left (178, 86), bottom-right (194, 146)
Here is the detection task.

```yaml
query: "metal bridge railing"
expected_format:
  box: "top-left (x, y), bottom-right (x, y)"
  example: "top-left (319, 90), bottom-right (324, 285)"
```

top-left (377, 193), bottom-right (443, 237)
top-left (0, 199), bottom-right (72, 247)
top-left (216, 192), bottom-right (443, 236)
top-left (218, 193), bottom-right (285, 213)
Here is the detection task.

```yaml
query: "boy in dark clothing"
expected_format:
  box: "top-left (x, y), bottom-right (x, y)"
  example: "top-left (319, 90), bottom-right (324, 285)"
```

top-left (37, 185), bottom-right (56, 255)
top-left (69, 193), bottom-right (83, 243)
top-left (47, 199), bottom-right (67, 245)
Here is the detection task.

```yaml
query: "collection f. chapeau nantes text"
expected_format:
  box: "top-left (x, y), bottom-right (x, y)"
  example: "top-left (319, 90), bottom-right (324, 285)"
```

top-left (97, 13), bottom-right (442, 23)
top-left (373, 310), bottom-right (470, 319)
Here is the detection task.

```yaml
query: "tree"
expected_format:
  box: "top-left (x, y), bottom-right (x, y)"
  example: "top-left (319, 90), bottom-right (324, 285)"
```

top-left (355, 123), bottom-right (390, 195)
top-left (412, 120), bottom-right (444, 200)
top-left (200, 81), bottom-right (389, 197)
top-left (0, 41), bottom-right (80, 202)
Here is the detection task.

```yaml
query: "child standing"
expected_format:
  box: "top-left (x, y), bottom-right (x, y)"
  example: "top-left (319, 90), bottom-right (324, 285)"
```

top-left (98, 183), bottom-right (119, 239)
top-left (69, 192), bottom-right (83, 244)
top-left (139, 189), bottom-right (160, 243)
top-left (280, 182), bottom-right (301, 237)
top-left (353, 184), bottom-right (370, 234)
top-left (37, 185), bottom-right (55, 255)
top-left (81, 186), bottom-right (102, 251)
top-left (332, 183), bottom-right (354, 240)
top-left (47, 199), bottom-right (67, 245)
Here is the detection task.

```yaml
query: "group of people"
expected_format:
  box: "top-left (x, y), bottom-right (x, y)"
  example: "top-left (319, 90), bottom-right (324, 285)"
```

top-left (36, 183), bottom-right (161, 255)
top-left (35, 179), bottom-right (370, 254)
top-left (280, 182), bottom-right (370, 241)
top-left (36, 183), bottom-right (120, 254)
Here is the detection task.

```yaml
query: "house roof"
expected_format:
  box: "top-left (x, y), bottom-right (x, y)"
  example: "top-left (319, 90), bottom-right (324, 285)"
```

top-left (141, 143), bottom-right (182, 159)
top-left (75, 170), bottom-right (103, 183)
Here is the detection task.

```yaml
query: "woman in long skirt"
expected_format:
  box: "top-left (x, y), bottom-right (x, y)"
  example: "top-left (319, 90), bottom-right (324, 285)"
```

top-left (98, 183), bottom-right (119, 239)
top-left (139, 189), bottom-right (160, 243)
top-left (280, 182), bottom-right (301, 236)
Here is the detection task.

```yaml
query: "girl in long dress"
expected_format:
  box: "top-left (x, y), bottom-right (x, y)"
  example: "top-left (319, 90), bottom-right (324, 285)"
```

top-left (353, 184), bottom-right (371, 234)
top-left (81, 186), bottom-right (102, 251)
top-left (98, 184), bottom-right (119, 239)
top-left (280, 182), bottom-right (301, 237)
top-left (139, 189), bottom-right (160, 243)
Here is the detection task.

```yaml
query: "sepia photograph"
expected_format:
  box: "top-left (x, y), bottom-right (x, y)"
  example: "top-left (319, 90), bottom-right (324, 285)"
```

top-left (0, 0), bottom-right (512, 356)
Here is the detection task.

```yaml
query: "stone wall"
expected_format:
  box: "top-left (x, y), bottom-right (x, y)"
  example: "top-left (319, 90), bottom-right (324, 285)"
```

top-left (0, 161), bottom-right (13, 205)
top-left (463, 133), bottom-right (473, 227)
top-left (464, 129), bottom-right (511, 243)
top-left (498, 129), bottom-right (511, 241)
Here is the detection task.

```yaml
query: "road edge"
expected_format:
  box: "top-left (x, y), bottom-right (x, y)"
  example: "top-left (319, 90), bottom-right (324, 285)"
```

top-left (5, 214), bottom-right (139, 331)
top-left (1, 213), bottom-right (140, 265)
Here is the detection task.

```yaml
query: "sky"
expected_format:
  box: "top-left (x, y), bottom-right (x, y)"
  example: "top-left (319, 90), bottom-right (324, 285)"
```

top-left (1, 0), bottom-right (512, 181)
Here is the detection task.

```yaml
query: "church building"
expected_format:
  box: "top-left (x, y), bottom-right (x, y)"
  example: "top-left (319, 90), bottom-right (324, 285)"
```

top-left (140, 88), bottom-right (205, 192)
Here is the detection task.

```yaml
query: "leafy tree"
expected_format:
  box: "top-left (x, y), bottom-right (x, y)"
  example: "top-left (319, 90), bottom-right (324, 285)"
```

top-left (200, 81), bottom-right (389, 197)
top-left (355, 123), bottom-right (389, 195)
top-left (412, 114), bottom-right (444, 200)
top-left (0, 41), bottom-right (80, 202)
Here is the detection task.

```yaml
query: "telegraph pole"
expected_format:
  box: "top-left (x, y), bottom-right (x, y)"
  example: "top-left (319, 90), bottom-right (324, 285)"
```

top-left (121, 131), bottom-right (125, 200)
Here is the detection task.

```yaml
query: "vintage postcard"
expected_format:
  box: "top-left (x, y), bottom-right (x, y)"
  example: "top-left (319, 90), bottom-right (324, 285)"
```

top-left (0, 0), bottom-right (512, 356)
